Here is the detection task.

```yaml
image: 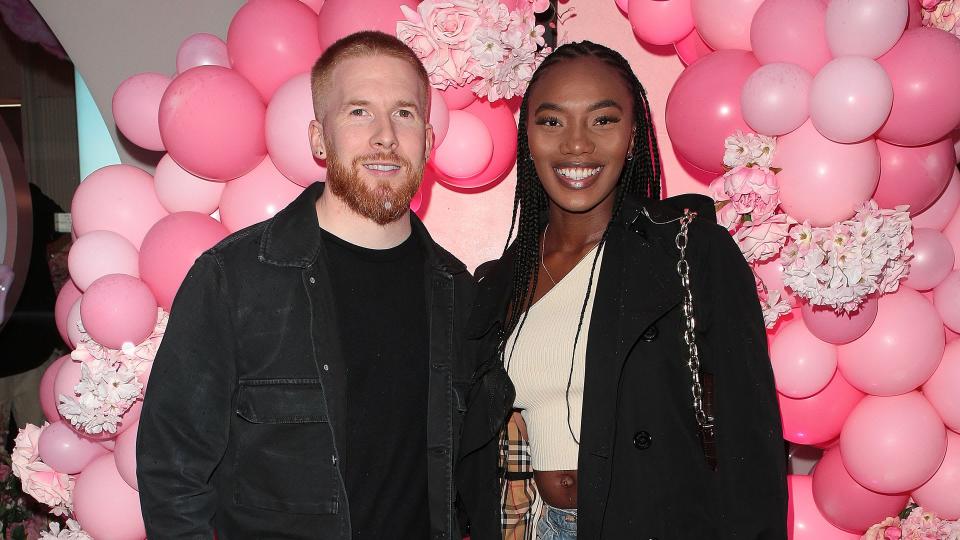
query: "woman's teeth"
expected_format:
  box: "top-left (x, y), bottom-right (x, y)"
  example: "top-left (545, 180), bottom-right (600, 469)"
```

top-left (555, 166), bottom-right (602, 181)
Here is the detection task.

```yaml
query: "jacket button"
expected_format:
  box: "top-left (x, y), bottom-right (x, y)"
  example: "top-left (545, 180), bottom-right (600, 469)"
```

top-left (309, 276), bottom-right (316, 284)
top-left (641, 324), bottom-right (658, 342)
top-left (633, 431), bottom-right (653, 450)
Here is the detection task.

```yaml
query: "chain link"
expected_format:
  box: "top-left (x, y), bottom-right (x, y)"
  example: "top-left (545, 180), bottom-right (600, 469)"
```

top-left (675, 210), bottom-right (713, 431)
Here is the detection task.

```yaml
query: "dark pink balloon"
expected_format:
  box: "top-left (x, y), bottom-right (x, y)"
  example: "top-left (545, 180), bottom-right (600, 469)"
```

top-left (432, 99), bottom-right (518, 189)
top-left (80, 274), bottom-right (158, 349)
top-left (112, 72), bottom-right (170, 151)
top-left (801, 296), bottom-right (879, 345)
top-left (317, 0), bottom-right (417, 51)
top-left (674, 29), bottom-right (714, 66)
top-left (787, 475), bottom-right (862, 540)
top-left (751, 0), bottom-right (832, 75)
top-left (54, 281), bottom-right (81, 345)
top-left (176, 33), bottom-right (230, 73)
top-left (779, 370), bottom-right (865, 446)
top-left (874, 138), bottom-right (955, 215)
top-left (39, 355), bottom-right (68, 422)
top-left (629, 0), bottom-right (695, 46)
top-left (439, 84), bottom-right (477, 110)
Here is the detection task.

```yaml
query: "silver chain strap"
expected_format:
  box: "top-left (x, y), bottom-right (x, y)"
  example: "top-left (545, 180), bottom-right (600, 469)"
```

top-left (675, 210), bottom-right (713, 432)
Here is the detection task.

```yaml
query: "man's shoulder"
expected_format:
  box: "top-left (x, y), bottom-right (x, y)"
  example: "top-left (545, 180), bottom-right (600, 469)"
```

top-left (202, 220), bottom-right (270, 267)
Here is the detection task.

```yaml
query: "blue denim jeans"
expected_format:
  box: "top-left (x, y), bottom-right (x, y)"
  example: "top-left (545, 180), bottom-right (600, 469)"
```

top-left (536, 504), bottom-right (577, 539)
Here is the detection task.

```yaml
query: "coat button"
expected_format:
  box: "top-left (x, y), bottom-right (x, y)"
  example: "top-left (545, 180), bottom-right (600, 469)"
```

top-left (641, 324), bottom-right (658, 342)
top-left (309, 276), bottom-right (316, 284)
top-left (633, 431), bottom-right (653, 450)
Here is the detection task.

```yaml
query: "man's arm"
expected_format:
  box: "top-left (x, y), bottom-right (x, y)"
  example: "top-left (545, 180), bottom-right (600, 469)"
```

top-left (137, 252), bottom-right (236, 539)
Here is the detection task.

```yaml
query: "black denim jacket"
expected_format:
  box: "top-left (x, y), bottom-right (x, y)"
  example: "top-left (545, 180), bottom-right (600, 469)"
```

top-left (137, 183), bottom-right (477, 540)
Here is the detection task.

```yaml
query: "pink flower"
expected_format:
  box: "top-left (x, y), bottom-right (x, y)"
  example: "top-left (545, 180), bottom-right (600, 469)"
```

top-left (883, 526), bottom-right (902, 539)
top-left (734, 213), bottom-right (792, 263)
top-left (922, 0), bottom-right (960, 35)
top-left (922, 0), bottom-right (943, 10)
top-left (22, 468), bottom-right (74, 509)
top-left (397, 18), bottom-right (444, 77)
top-left (422, 0), bottom-right (483, 49)
top-left (11, 423), bottom-right (45, 480)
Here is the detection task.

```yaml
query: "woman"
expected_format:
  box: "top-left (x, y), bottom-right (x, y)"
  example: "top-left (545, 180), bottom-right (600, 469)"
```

top-left (457, 41), bottom-right (788, 539)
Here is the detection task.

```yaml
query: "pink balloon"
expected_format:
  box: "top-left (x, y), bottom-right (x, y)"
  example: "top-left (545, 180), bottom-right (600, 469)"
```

top-left (53, 359), bottom-right (82, 411)
top-left (176, 33), bottom-right (230, 73)
top-left (874, 138), bottom-right (955, 216)
top-left (877, 28), bottom-right (960, 146)
top-left (112, 72), bottom-right (170, 151)
top-left (629, 0), bottom-right (695, 46)
top-left (68, 231), bottom-right (140, 291)
top-left (690, 0), bottom-right (764, 50)
top-left (66, 299), bottom-right (83, 348)
top-left (912, 430), bottom-right (960, 519)
top-left (788, 475), bottom-right (862, 540)
top-left (37, 421), bottom-right (109, 474)
top-left (741, 62), bottom-right (812, 136)
top-left (934, 271), bottom-right (960, 333)
top-left (838, 288), bottom-right (944, 396)
top-left (665, 50), bottom-right (758, 174)
top-left (840, 392), bottom-right (947, 493)
top-left (431, 99), bottom-right (518, 189)
top-left (944, 205), bottom-right (960, 270)
top-left (39, 355), bottom-right (68, 422)
top-left (674, 29), bottom-right (714, 66)
top-left (615, 0), bottom-right (629, 14)
top-left (913, 169), bottom-right (960, 231)
top-left (812, 446), bottom-right (910, 534)
top-left (410, 187), bottom-right (423, 214)
top-left (770, 319), bottom-right (838, 398)
top-left (114, 422), bottom-right (139, 491)
top-left (773, 120), bottom-right (880, 226)
top-left (226, 0), bottom-right (322, 102)
top-left (751, 0), bottom-right (832, 75)
top-left (159, 66), bottom-right (267, 181)
top-left (139, 212), bottom-right (229, 311)
top-left (218, 156), bottom-right (305, 233)
top-left (300, 0), bottom-right (325, 12)
top-left (923, 341), bottom-right (960, 434)
top-left (429, 87), bottom-right (450, 148)
top-left (80, 274), bottom-right (158, 349)
top-left (907, 0), bottom-right (922, 28)
top-left (316, 0), bottom-right (417, 51)
top-left (825, 0), bottom-right (908, 58)
top-left (905, 228), bottom-right (955, 291)
top-left (54, 281), bottom-right (82, 345)
top-left (71, 165), bottom-right (169, 249)
top-left (73, 454), bottom-right (146, 540)
top-left (754, 255), bottom-right (798, 307)
top-left (154, 153), bottom-right (226, 215)
top-left (779, 370), bottom-right (865, 445)
top-left (809, 57), bottom-right (892, 144)
top-left (432, 110), bottom-right (493, 180)
top-left (265, 73), bottom-right (327, 187)
top-left (801, 296), bottom-right (879, 345)
top-left (439, 84), bottom-right (477, 110)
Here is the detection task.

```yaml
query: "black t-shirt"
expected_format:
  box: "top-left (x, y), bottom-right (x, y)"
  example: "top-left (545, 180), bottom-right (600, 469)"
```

top-left (321, 227), bottom-right (430, 539)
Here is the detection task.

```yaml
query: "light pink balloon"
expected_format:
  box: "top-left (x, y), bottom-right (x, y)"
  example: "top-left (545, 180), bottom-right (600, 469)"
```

top-left (439, 84), bottom-right (477, 111)
top-left (444, 99), bottom-right (519, 189)
top-left (159, 66), bottom-right (267, 181)
top-left (65, 299), bottom-right (82, 348)
top-left (838, 288), bottom-right (944, 396)
top-left (176, 33), bottom-right (230, 73)
top-left (788, 475), bottom-right (862, 540)
top-left (71, 165), bottom-right (169, 249)
top-left (665, 50), bottom-right (758, 174)
top-left (114, 422), bottom-right (139, 491)
top-left (813, 446), bottom-right (910, 534)
top-left (801, 296), bottom-right (879, 345)
top-left (773, 120), bottom-right (880, 226)
top-left (139, 212), bottom-right (229, 311)
top-left (741, 62), bottom-right (812, 136)
top-left (227, 0), bottom-right (322, 102)
top-left (54, 281), bottom-right (81, 345)
top-left (945, 208), bottom-right (960, 270)
top-left (39, 355), bottom-right (68, 422)
top-left (840, 392), bottom-right (947, 493)
top-left (918, 171), bottom-right (960, 231)
top-left (754, 255), bottom-right (798, 307)
top-left (674, 29), bottom-right (714, 66)
top-left (80, 274), bottom-right (158, 349)
top-left (432, 110), bottom-right (493, 180)
top-left (809, 57), bottom-right (893, 144)
top-left (923, 341), bottom-right (960, 433)
top-left (68, 230), bottom-right (139, 291)
top-left (751, 0), bottom-right (832, 75)
top-left (112, 72), bottom-right (170, 151)
top-left (770, 319), bottom-right (838, 398)
top-left (317, 0), bottom-right (417, 51)
top-left (37, 421), bottom-right (109, 474)
top-left (154, 153), bottom-right (226, 215)
top-left (779, 370), bottom-right (865, 445)
top-left (691, 0), bottom-right (763, 50)
top-left (629, 0), bottom-right (695, 46)
top-left (934, 271), bottom-right (960, 333)
top-left (877, 28), bottom-right (960, 146)
top-left (912, 430), bottom-right (960, 519)
top-left (429, 87), bottom-right (450, 148)
top-left (73, 454), bottom-right (146, 540)
top-left (218, 156), bottom-right (305, 233)
top-left (825, 0), bottom-right (908, 58)
top-left (265, 73), bottom-right (327, 187)
top-left (53, 359), bottom-right (82, 411)
top-left (905, 228), bottom-right (955, 291)
top-left (874, 138), bottom-right (956, 216)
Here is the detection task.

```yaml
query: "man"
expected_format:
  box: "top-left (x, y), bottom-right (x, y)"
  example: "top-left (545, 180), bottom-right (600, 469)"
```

top-left (138, 31), bottom-right (476, 540)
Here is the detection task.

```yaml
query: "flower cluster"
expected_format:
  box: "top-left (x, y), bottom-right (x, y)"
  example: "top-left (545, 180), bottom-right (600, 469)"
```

top-left (755, 275), bottom-right (792, 329)
top-left (58, 309), bottom-right (166, 436)
top-left (922, 0), bottom-right (960, 38)
top-left (0, 455), bottom-right (60, 540)
top-left (780, 201), bottom-right (912, 312)
top-left (397, 0), bottom-right (552, 101)
top-left (10, 424), bottom-right (73, 516)
top-left (863, 505), bottom-right (960, 540)
top-left (723, 130), bottom-right (776, 170)
top-left (39, 519), bottom-right (91, 540)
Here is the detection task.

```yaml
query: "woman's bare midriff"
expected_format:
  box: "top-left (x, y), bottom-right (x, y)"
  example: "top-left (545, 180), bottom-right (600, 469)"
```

top-left (535, 469), bottom-right (578, 509)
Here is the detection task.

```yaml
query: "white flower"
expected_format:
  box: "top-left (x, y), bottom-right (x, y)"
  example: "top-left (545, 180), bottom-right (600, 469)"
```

top-left (723, 131), bottom-right (777, 168)
top-left (41, 519), bottom-right (92, 540)
top-left (469, 27), bottom-right (506, 67)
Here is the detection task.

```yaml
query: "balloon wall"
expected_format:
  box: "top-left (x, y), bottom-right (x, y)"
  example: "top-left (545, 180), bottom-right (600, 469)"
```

top-left (10, 0), bottom-right (960, 538)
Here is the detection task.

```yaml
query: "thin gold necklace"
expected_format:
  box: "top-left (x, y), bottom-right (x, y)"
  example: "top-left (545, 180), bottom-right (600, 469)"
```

top-left (540, 223), bottom-right (599, 286)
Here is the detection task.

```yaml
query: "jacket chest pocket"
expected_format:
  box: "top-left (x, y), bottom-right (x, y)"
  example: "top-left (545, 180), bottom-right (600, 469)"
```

top-left (234, 379), bottom-right (340, 515)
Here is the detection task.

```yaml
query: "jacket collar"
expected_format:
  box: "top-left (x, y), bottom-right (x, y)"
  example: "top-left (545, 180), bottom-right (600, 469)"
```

top-left (258, 182), bottom-right (466, 274)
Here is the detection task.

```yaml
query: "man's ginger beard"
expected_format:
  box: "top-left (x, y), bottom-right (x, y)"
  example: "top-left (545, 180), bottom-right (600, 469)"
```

top-left (325, 148), bottom-right (423, 226)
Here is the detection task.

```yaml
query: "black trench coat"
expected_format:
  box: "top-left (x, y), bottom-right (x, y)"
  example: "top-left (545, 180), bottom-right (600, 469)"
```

top-left (457, 193), bottom-right (788, 540)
